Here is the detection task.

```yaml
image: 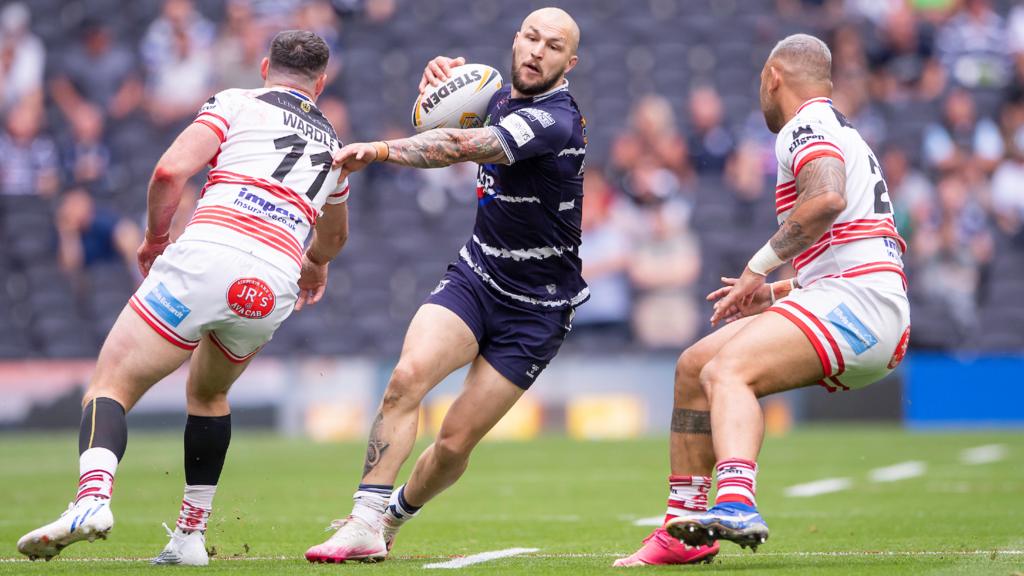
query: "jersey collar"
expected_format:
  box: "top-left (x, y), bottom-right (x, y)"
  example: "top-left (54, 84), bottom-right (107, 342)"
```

top-left (796, 97), bottom-right (832, 114)
top-left (530, 79), bottom-right (569, 102)
top-left (269, 84), bottom-right (314, 103)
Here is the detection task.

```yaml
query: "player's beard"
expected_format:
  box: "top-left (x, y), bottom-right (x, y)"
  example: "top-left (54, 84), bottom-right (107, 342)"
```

top-left (511, 55), bottom-right (563, 96)
top-left (762, 99), bottom-right (785, 134)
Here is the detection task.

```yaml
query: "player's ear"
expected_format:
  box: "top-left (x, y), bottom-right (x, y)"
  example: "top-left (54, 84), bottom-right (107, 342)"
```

top-left (260, 57), bottom-right (270, 81)
top-left (565, 54), bottom-right (578, 75)
top-left (314, 73), bottom-right (327, 98)
top-left (767, 65), bottom-right (781, 94)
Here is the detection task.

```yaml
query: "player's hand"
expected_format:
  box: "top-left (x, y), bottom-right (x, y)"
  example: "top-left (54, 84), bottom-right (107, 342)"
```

top-left (137, 232), bottom-right (170, 278)
top-left (419, 56), bottom-right (466, 93)
top-left (296, 253), bottom-right (329, 311)
top-left (708, 267), bottom-right (767, 326)
top-left (333, 143), bottom-right (377, 182)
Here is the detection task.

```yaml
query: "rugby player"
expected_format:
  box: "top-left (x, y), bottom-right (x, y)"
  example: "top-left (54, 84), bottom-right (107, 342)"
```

top-left (304, 7), bottom-right (588, 563)
top-left (17, 31), bottom-right (351, 565)
top-left (614, 34), bottom-right (910, 566)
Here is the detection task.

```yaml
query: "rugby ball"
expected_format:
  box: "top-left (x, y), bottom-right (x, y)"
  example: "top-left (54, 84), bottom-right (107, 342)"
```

top-left (411, 63), bottom-right (503, 132)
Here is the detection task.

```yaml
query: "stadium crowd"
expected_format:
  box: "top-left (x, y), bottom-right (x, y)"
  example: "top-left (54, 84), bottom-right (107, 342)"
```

top-left (1, 0), bottom-right (1022, 358)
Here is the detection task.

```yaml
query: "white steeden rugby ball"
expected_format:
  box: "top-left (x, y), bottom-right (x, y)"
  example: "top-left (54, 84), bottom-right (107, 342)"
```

top-left (411, 63), bottom-right (503, 132)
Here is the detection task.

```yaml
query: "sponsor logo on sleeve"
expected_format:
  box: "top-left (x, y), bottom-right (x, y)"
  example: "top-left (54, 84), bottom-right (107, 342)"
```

top-left (144, 283), bottom-right (191, 327)
top-left (227, 278), bottom-right (277, 319)
top-left (826, 303), bottom-right (878, 355)
top-left (500, 113), bottom-right (536, 147)
top-left (518, 107), bottom-right (555, 127)
top-left (788, 124), bottom-right (825, 153)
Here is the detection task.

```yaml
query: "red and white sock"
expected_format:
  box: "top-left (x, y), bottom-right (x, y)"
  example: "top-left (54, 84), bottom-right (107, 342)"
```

top-left (177, 485), bottom-right (216, 533)
top-left (664, 475), bottom-right (711, 524)
top-left (76, 448), bottom-right (117, 503)
top-left (714, 458), bottom-right (758, 507)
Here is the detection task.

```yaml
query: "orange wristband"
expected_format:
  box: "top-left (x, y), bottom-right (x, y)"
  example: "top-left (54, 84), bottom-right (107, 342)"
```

top-left (372, 141), bottom-right (390, 162)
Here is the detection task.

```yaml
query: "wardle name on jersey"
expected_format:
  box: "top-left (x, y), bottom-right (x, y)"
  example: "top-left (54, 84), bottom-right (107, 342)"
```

top-left (257, 91), bottom-right (339, 149)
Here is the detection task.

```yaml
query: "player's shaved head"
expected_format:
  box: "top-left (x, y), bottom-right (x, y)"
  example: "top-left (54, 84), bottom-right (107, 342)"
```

top-left (511, 7), bottom-right (580, 97)
top-left (759, 33), bottom-right (833, 133)
top-left (522, 7), bottom-right (580, 55)
top-left (767, 34), bottom-right (832, 89)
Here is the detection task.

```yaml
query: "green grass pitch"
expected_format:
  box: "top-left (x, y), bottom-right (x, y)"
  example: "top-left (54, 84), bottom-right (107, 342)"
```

top-left (1, 427), bottom-right (1021, 574)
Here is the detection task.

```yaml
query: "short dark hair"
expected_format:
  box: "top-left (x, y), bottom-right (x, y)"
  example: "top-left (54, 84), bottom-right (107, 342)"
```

top-left (268, 30), bottom-right (329, 80)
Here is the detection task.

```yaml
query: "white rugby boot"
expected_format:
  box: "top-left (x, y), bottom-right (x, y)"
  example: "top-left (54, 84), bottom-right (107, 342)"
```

top-left (151, 523), bottom-right (209, 566)
top-left (305, 516), bottom-right (387, 563)
top-left (17, 497), bottom-right (113, 561)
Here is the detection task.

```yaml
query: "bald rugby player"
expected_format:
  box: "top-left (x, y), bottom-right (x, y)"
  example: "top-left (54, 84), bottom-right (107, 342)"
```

top-left (615, 34), bottom-right (910, 566)
top-left (305, 8), bottom-right (588, 563)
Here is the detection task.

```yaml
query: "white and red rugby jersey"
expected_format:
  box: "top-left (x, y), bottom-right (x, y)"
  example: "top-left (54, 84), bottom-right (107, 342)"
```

top-left (774, 97), bottom-right (906, 288)
top-left (182, 87), bottom-right (349, 274)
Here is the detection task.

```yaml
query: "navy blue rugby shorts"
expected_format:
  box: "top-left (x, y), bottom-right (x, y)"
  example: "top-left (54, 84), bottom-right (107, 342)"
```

top-left (424, 262), bottom-right (573, 390)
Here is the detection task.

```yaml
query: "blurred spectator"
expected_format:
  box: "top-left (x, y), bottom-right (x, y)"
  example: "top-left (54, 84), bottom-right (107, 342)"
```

top-left (293, 0), bottom-right (343, 80)
top-left (0, 104), bottom-right (58, 197)
top-left (212, 0), bottom-right (266, 90)
top-left (911, 174), bottom-right (993, 336)
top-left (60, 104), bottom-right (111, 196)
top-left (922, 88), bottom-right (1002, 173)
top-left (140, 0), bottom-right (215, 128)
top-left (721, 141), bottom-right (774, 233)
top-left (937, 0), bottom-right (1010, 90)
top-left (50, 20), bottom-right (142, 123)
top-left (627, 195), bottom-right (700, 348)
top-left (574, 168), bottom-right (632, 341)
top-left (0, 2), bottom-right (43, 114)
top-left (990, 147), bottom-right (1024, 239)
top-left (882, 146), bottom-right (934, 240)
top-left (611, 94), bottom-right (691, 186)
top-left (868, 5), bottom-right (939, 102)
top-left (56, 187), bottom-right (141, 283)
top-left (687, 85), bottom-right (734, 174)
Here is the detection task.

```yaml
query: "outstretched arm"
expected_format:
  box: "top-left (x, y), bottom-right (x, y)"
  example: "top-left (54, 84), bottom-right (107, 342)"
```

top-left (332, 128), bottom-right (510, 179)
top-left (710, 156), bottom-right (846, 325)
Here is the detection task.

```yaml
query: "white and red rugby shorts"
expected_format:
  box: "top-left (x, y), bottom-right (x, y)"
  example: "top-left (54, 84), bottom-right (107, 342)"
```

top-left (766, 268), bottom-right (911, 392)
top-left (128, 240), bottom-right (298, 362)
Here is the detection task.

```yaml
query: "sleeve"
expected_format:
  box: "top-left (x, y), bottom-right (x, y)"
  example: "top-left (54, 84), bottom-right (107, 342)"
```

top-left (776, 120), bottom-right (846, 182)
top-left (324, 176), bottom-right (350, 205)
top-left (193, 90), bottom-right (239, 144)
top-left (489, 105), bottom-right (573, 164)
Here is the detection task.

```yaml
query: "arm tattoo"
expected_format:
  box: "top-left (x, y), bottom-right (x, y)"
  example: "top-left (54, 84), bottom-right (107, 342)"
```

top-left (769, 156), bottom-right (847, 261)
top-left (671, 409), bottom-right (712, 435)
top-left (362, 411), bottom-right (390, 478)
top-left (385, 128), bottom-right (510, 168)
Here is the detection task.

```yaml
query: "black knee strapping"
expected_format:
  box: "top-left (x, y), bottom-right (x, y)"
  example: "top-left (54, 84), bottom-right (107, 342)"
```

top-left (78, 397), bottom-right (128, 459)
top-left (184, 414), bottom-right (232, 486)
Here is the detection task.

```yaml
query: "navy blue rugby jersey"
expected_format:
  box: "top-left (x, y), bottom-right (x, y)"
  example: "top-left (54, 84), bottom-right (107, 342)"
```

top-left (462, 81), bottom-right (589, 311)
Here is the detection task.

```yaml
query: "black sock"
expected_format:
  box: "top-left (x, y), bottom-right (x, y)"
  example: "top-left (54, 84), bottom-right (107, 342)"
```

top-left (184, 414), bottom-right (231, 485)
top-left (79, 397), bottom-right (127, 459)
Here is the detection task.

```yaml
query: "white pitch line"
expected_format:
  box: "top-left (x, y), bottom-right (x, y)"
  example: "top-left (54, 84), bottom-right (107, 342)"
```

top-left (960, 444), bottom-right (1007, 465)
top-left (869, 461), bottom-right (926, 483)
top-left (784, 477), bottom-right (853, 498)
top-left (423, 547), bottom-right (539, 569)
top-left (632, 516), bottom-right (664, 527)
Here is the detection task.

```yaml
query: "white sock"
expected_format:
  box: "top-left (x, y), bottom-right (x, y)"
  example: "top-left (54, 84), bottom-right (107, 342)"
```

top-left (178, 484), bottom-right (217, 533)
top-left (77, 448), bottom-right (118, 503)
top-left (350, 485), bottom-right (392, 528)
top-left (383, 484), bottom-right (421, 526)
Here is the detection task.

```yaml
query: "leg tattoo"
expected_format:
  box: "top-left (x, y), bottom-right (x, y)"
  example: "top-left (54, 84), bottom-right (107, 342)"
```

top-left (362, 411), bottom-right (390, 477)
top-left (671, 409), bottom-right (712, 435)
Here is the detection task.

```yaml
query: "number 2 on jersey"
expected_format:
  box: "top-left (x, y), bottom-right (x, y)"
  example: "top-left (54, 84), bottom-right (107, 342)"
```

top-left (867, 153), bottom-right (892, 215)
top-left (271, 134), bottom-right (332, 200)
